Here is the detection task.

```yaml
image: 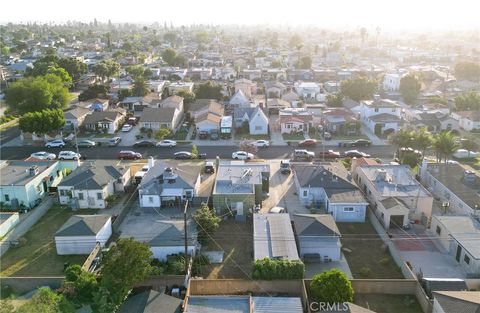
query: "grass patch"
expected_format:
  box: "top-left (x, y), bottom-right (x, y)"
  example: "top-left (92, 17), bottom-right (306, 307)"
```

top-left (198, 219), bottom-right (253, 279)
top-left (0, 205), bottom-right (99, 277)
top-left (282, 133), bottom-right (305, 141)
top-left (337, 221), bottom-right (404, 279)
top-left (333, 134), bottom-right (369, 140)
top-left (235, 134), bottom-right (271, 141)
top-left (354, 294), bottom-right (423, 313)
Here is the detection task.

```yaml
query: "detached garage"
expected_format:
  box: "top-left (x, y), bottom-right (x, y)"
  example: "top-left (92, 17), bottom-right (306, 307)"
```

top-left (55, 215), bottom-right (112, 255)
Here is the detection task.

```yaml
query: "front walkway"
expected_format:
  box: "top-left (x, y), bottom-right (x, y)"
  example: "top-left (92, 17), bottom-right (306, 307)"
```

top-left (361, 125), bottom-right (388, 146)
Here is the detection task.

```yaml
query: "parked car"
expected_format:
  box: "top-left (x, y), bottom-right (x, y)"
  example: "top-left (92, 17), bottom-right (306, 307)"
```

top-left (199, 131), bottom-right (209, 139)
top-left (254, 140), bottom-right (270, 147)
top-left (346, 139), bottom-right (371, 147)
top-left (127, 117), bottom-right (138, 126)
top-left (197, 153), bottom-right (207, 159)
top-left (122, 124), bottom-right (133, 132)
top-left (58, 151), bottom-right (81, 160)
top-left (156, 139), bottom-right (177, 147)
top-left (318, 150), bottom-right (341, 159)
top-left (30, 151), bottom-right (56, 160)
top-left (133, 140), bottom-right (155, 147)
top-left (232, 151), bottom-right (254, 160)
top-left (269, 206), bottom-right (286, 213)
top-left (344, 150), bottom-right (371, 158)
top-left (280, 160), bottom-right (291, 174)
top-left (298, 139), bottom-right (317, 147)
top-left (45, 140), bottom-right (65, 148)
top-left (205, 161), bottom-right (215, 174)
top-left (174, 151), bottom-right (194, 159)
top-left (108, 137), bottom-right (121, 146)
top-left (210, 132), bottom-right (219, 140)
top-left (323, 132), bottom-right (332, 140)
top-left (118, 150), bottom-right (142, 160)
top-left (294, 149), bottom-right (315, 160)
top-left (77, 140), bottom-right (96, 148)
top-left (453, 149), bottom-right (479, 159)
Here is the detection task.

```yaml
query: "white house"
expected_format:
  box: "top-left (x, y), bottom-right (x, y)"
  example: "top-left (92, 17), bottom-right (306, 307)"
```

top-left (55, 215), bottom-right (112, 255)
top-left (383, 73), bottom-right (404, 91)
top-left (452, 111), bottom-right (480, 132)
top-left (294, 82), bottom-right (321, 100)
top-left (168, 81), bottom-right (194, 94)
top-left (293, 214), bottom-right (342, 262)
top-left (360, 98), bottom-right (403, 135)
top-left (234, 107), bottom-right (269, 135)
top-left (139, 107), bottom-right (183, 131)
top-left (83, 109), bottom-right (126, 134)
top-left (58, 161), bottom-right (131, 209)
top-left (234, 78), bottom-right (256, 98)
top-left (229, 89), bottom-right (251, 108)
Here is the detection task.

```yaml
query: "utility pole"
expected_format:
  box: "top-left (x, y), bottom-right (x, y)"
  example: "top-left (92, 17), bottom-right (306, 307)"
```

top-left (184, 200), bottom-right (189, 274)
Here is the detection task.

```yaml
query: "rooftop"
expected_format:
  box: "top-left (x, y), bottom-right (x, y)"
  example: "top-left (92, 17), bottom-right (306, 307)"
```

top-left (0, 160), bottom-right (58, 186)
top-left (293, 214), bottom-right (340, 237)
top-left (185, 296), bottom-right (302, 313)
top-left (55, 215), bottom-right (111, 237)
top-left (214, 161), bottom-right (270, 195)
top-left (59, 160), bottom-right (128, 189)
top-left (434, 216), bottom-right (480, 259)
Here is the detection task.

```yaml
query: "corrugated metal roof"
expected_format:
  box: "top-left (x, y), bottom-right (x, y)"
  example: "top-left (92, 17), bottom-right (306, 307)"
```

top-left (252, 297), bottom-right (303, 313)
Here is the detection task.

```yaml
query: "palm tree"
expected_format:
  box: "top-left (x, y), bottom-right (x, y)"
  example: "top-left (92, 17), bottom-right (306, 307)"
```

top-left (411, 128), bottom-right (433, 160)
top-left (389, 129), bottom-right (414, 162)
top-left (433, 131), bottom-right (460, 163)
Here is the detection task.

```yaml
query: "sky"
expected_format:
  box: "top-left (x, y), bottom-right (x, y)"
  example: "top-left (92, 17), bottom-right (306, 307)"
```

top-left (2, 0), bottom-right (480, 31)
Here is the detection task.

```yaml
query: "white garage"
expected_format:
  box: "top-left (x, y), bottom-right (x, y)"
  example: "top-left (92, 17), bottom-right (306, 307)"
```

top-left (55, 215), bottom-right (112, 255)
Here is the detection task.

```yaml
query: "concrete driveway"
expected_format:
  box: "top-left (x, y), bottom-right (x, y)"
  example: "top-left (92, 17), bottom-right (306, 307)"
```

top-left (118, 124), bottom-right (143, 146)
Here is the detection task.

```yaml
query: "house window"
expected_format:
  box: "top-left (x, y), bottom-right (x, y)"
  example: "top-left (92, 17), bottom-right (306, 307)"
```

top-left (59, 189), bottom-right (65, 196)
top-left (185, 191), bottom-right (193, 199)
top-left (375, 108), bottom-right (379, 112)
top-left (302, 190), bottom-right (308, 198)
top-left (148, 196), bottom-right (154, 203)
top-left (464, 254), bottom-right (470, 265)
top-left (78, 193), bottom-right (84, 200)
top-left (286, 124), bottom-right (291, 129)
top-left (343, 207), bottom-right (354, 212)
top-left (49, 176), bottom-right (54, 182)
top-left (298, 124), bottom-right (303, 130)
top-left (4, 194), bottom-right (10, 202)
top-left (436, 226), bottom-right (441, 235)
top-left (255, 126), bottom-right (262, 131)
top-left (97, 193), bottom-right (103, 200)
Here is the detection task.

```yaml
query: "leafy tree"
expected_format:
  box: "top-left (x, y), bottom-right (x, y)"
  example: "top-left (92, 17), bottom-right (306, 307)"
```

top-left (176, 90), bottom-right (196, 105)
top-left (1, 46), bottom-right (10, 56)
top-left (100, 238), bottom-right (153, 306)
top-left (326, 93), bottom-right (344, 107)
top-left (126, 65), bottom-right (146, 78)
top-left (389, 128), bottom-right (415, 162)
top-left (433, 131), bottom-right (460, 162)
top-left (455, 61), bottom-right (480, 82)
top-left (297, 56), bottom-right (312, 69)
top-left (93, 59), bottom-right (120, 81)
top-left (118, 88), bottom-right (132, 101)
top-left (5, 75), bottom-right (69, 114)
top-left (191, 144), bottom-right (198, 157)
top-left (161, 48), bottom-right (177, 66)
top-left (48, 66), bottom-right (73, 88)
top-left (193, 202), bottom-right (221, 244)
top-left (399, 75), bottom-right (421, 104)
top-left (78, 84), bottom-right (109, 101)
top-left (252, 258), bottom-right (304, 280)
top-left (154, 127), bottom-right (171, 140)
top-left (340, 77), bottom-right (377, 102)
top-left (271, 59), bottom-right (282, 68)
top-left (63, 264), bottom-right (99, 305)
top-left (195, 81), bottom-right (223, 100)
top-left (0, 299), bottom-right (14, 313)
top-left (289, 34), bottom-right (302, 48)
top-left (174, 54), bottom-right (188, 67)
top-left (411, 128), bottom-right (433, 159)
top-left (19, 109), bottom-right (66, 135)
top-left (310, 269), bottom-right (354, 305)
top-left (132, 78), bottom-right (149, 97)
top-left (17, 287), bottom-right (75, 313)
top-left (454, 92), bottom-right (480, 111)
top-left (56, 57), bottom-right (88, 81)
top-left (194, 31), bottom-right (209, 44)
top-left (163, 32), bottom-right (177, 44)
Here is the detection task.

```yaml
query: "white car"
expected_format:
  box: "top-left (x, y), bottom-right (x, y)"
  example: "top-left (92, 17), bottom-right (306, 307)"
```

top-left (253, 140), bottom-right (270, 147)
top-left (122, 124), bottom-right (133, 132)
top-left (31, 151), bottom-right (56, 160)
top-left (45, 140), bottom-right (65, 148)
top-left (453, 149), bottom-right (479, 159)
top-left (232, 151), bottom-right (254, 160)
top-left (58, 151), bottom-right (81, 160)
top-left (156, 139), bottom-right (177, 147)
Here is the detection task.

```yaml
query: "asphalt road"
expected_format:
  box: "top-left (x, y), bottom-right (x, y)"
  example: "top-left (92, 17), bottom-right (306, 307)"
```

top-left (0, 125), bottom-right (20, 146)
top-left (0, 144), bottom-right (395, 161)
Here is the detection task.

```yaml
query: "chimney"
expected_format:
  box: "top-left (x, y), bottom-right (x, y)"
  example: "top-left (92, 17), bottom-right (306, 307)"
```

top-left (29, 165), bottom-right (39, 176)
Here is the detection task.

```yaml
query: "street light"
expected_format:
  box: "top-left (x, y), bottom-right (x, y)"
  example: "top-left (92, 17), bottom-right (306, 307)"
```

top-left (442, 201), bottom-right (450, 215)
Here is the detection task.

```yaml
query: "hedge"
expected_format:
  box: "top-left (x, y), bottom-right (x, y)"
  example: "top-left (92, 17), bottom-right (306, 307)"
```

top-left (252, 258), bottom-right (305, 280)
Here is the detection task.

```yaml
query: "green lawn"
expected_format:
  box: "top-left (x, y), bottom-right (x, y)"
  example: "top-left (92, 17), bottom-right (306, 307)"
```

top-left (354, 294), bottom-right (423, 313)
top-left (235, 134), bottom-right (271, 141)
top-left (282, 133), bottom-right (305, 141)
top-left (0, 206), bottom-right (98, 277)
top-left (172, 129), bottom-right (189, 140)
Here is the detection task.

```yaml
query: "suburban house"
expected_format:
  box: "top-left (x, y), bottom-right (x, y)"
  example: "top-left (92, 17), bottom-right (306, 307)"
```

top-left (266, 98), bottom-right (291, 114)
top-left (234, 78), bottom-right (257, 98)
top-left (138, 164), bottom-right (201, 209)
top-left (452, 111), bottom-right (480, 132)
top-left (253, 213), bottom-right (299, 261)
top-left (281, 90), bottom-right (300, 105)
top-left (278, 108), bottom-right (313, 134)
top-left (189, 67), bottom-right (213, 80)
top-left (234, 107), bottom-right (269, 135)
top-left (432, 291), bottom-right (480, 313)
top-left (294, 82), bottom-right (320, 100)
top-left (0, 160), bottom-right (77, 209)
top-left (189, 99), bottom-right (224, 122)
top-left (410, 112), bottom-right (460, 132)
top-left (212, 161), bottom-right (270, 216)
top-left (241, 69), bottom-right (262, 80)
top-left (168, 81), bottom-right (194, 95)
top-left (264, 81), bottom-right (287, 98)
top-left (83, 109), bottom-right (126, 134)
top-left (139, 107), bottom-right (183, 131)
top-left (360, 98), bottom-right (403, 135)
top-left (57, 160), bottom-right (131, 209)
top-left (55, 215), bottom-right (112, 255)
top-left (64, 107), bottom-right (91, 129)
top-left (229, 89), bottom-right (251, 108)
top-left (383, 73), bottom-right (405, 91)
top-left (120, 96), bottom-right (148, 114)
top-left (293, 163), bottom-right (368, 222)
top-left (152, 95), bottom-right (185, 114)
top-left (118, 290), bottom-right (182, 313)
top-left (429, 216), bottom-right (480, 277)
top-left (352, 162), bottom-right (433, 229)
top-left (420, 161), bottom-right (480, 216)
top-left (322, 107), bottom-right (360, 135)
top-left (292, 214), bottom-right (342, 262)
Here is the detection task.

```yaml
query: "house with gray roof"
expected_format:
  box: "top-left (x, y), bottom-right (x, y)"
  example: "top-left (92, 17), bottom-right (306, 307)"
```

top-left (54, 215), bottom-right (112, 255)
top-left (58, 160), bottom-right (131, 209)
top-left (64, 107), bottom-right (91, 129)
top-left (138, 162), bottom-right (201, 208)
top-left (293, 214), bottom-right (341, 262)
top-left (83, 109), bottom-right (126, 134)
top-left (139, 107), bottom-right (183, 131)
top-left (118, 290), bottom-right (182, 313)
top-left (234, 106), bottom-right (269, 135)
top-left (293, 162), bottom-right (368, 222)
top-left (432, 291), bottom-right (480, 313)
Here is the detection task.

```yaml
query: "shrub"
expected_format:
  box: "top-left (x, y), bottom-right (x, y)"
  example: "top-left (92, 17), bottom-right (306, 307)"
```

top-left (252, 258), bottom-right (304, 280)
top-left (359, 266), bottom-right (372, 277)
top-left (310, 269), bottom-right (354, 304)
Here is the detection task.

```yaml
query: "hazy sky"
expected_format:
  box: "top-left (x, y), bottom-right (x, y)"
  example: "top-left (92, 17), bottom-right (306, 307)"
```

top-left (2, 0), bottom-right (480, 31)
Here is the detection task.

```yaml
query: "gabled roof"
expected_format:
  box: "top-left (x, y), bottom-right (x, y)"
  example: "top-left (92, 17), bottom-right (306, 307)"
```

top-left (55, 215), bottom-right (111, 237)
top-left (139, 107), bottom-right (177, 123)
top-left (433, 291), bottom-right (480, 313)
top-left (64, 107), bottom-right (91, 119)
top-left (368, 113), bottom-right (402, 122)
top-left (118, 290), bottom-right (182, 313)
top-left (59, 160), bottom-right (128, 189)
top-left (139, 163), bottom-right (201, 195)
top-left (83, 110), bottom-right (124, 124)
top-left (293, 214), bottom-right (340, 237)
top-left (229, 89), bottom-right (250, 105)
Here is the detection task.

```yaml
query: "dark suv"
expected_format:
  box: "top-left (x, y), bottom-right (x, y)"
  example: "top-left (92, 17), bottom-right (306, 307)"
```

top-left (346, 139), bottom-right (372, 147)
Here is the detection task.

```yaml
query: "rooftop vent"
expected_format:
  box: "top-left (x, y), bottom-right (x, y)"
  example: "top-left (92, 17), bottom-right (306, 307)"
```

top-left (29, 165), bottom-right (39, 176)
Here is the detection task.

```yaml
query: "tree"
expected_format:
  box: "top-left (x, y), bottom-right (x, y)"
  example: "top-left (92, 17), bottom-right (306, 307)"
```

top-left (56, 57), bottom-right (88, 81)
top-left (154, 127), bottom-right (171, 140)
top-left (454, 92), bottom-right (480, 111)
top-left (174, 54), bottom-right (188, 67)
top-left (5, 75), bottom-right (69, 114)
top-left (126, 65), bottom-right (146, 79)
top-left (93, 60), bottom-right (120, 81)
top-left (0, 300), bottom-right (14, 313)
top-left (195, 81), bottom-right (223, 100)
top-left (176, 90), bottom-right (196, 105)
top-left (399, 75), bottom-right (421, 104)
top-left (289, 34), bottom-right (302, 48)
top-left (340, 77), bottom-right (377, 102)
top-left (19, 109), bottom-right (66, 135)
top-left (63, 264), bottom-right (99, 305)
top-left (100, 238), bottom-right (152, 306)
top-left (455, 61), bottom-right (480, 82)
top-left (389, 128), bottom-right (415, 162)
top-left (433, 131), bottom-right (460, 163)
top-left (132, 78), bottom-right (149, 97)
top-left (411, 128), bottom-right (433, 159)
top-left (326, 93), bottom-right (344, 107)
top-left (297, 56), bottom-right (312, 69)
top-left (118, 88), bottom-right (132, 101)
top-left (17, 287), bottom-right (75, 313)
top-left (161, 48), bottom-right (177, 66)
top-left (78, 84), bottom-right (109, 101)
top-left (310, 269), bottom-right (354, 305)
top-left (47, 66), bottom-right (73, 88)
top-left (193, 203), bottom-right (221, 244)
top-left (271, 59), bottom-right (282, 68)
top-left (191, 144), bottom-right (198, 157)
top-left (163, 32), bottom-right (177, 45)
